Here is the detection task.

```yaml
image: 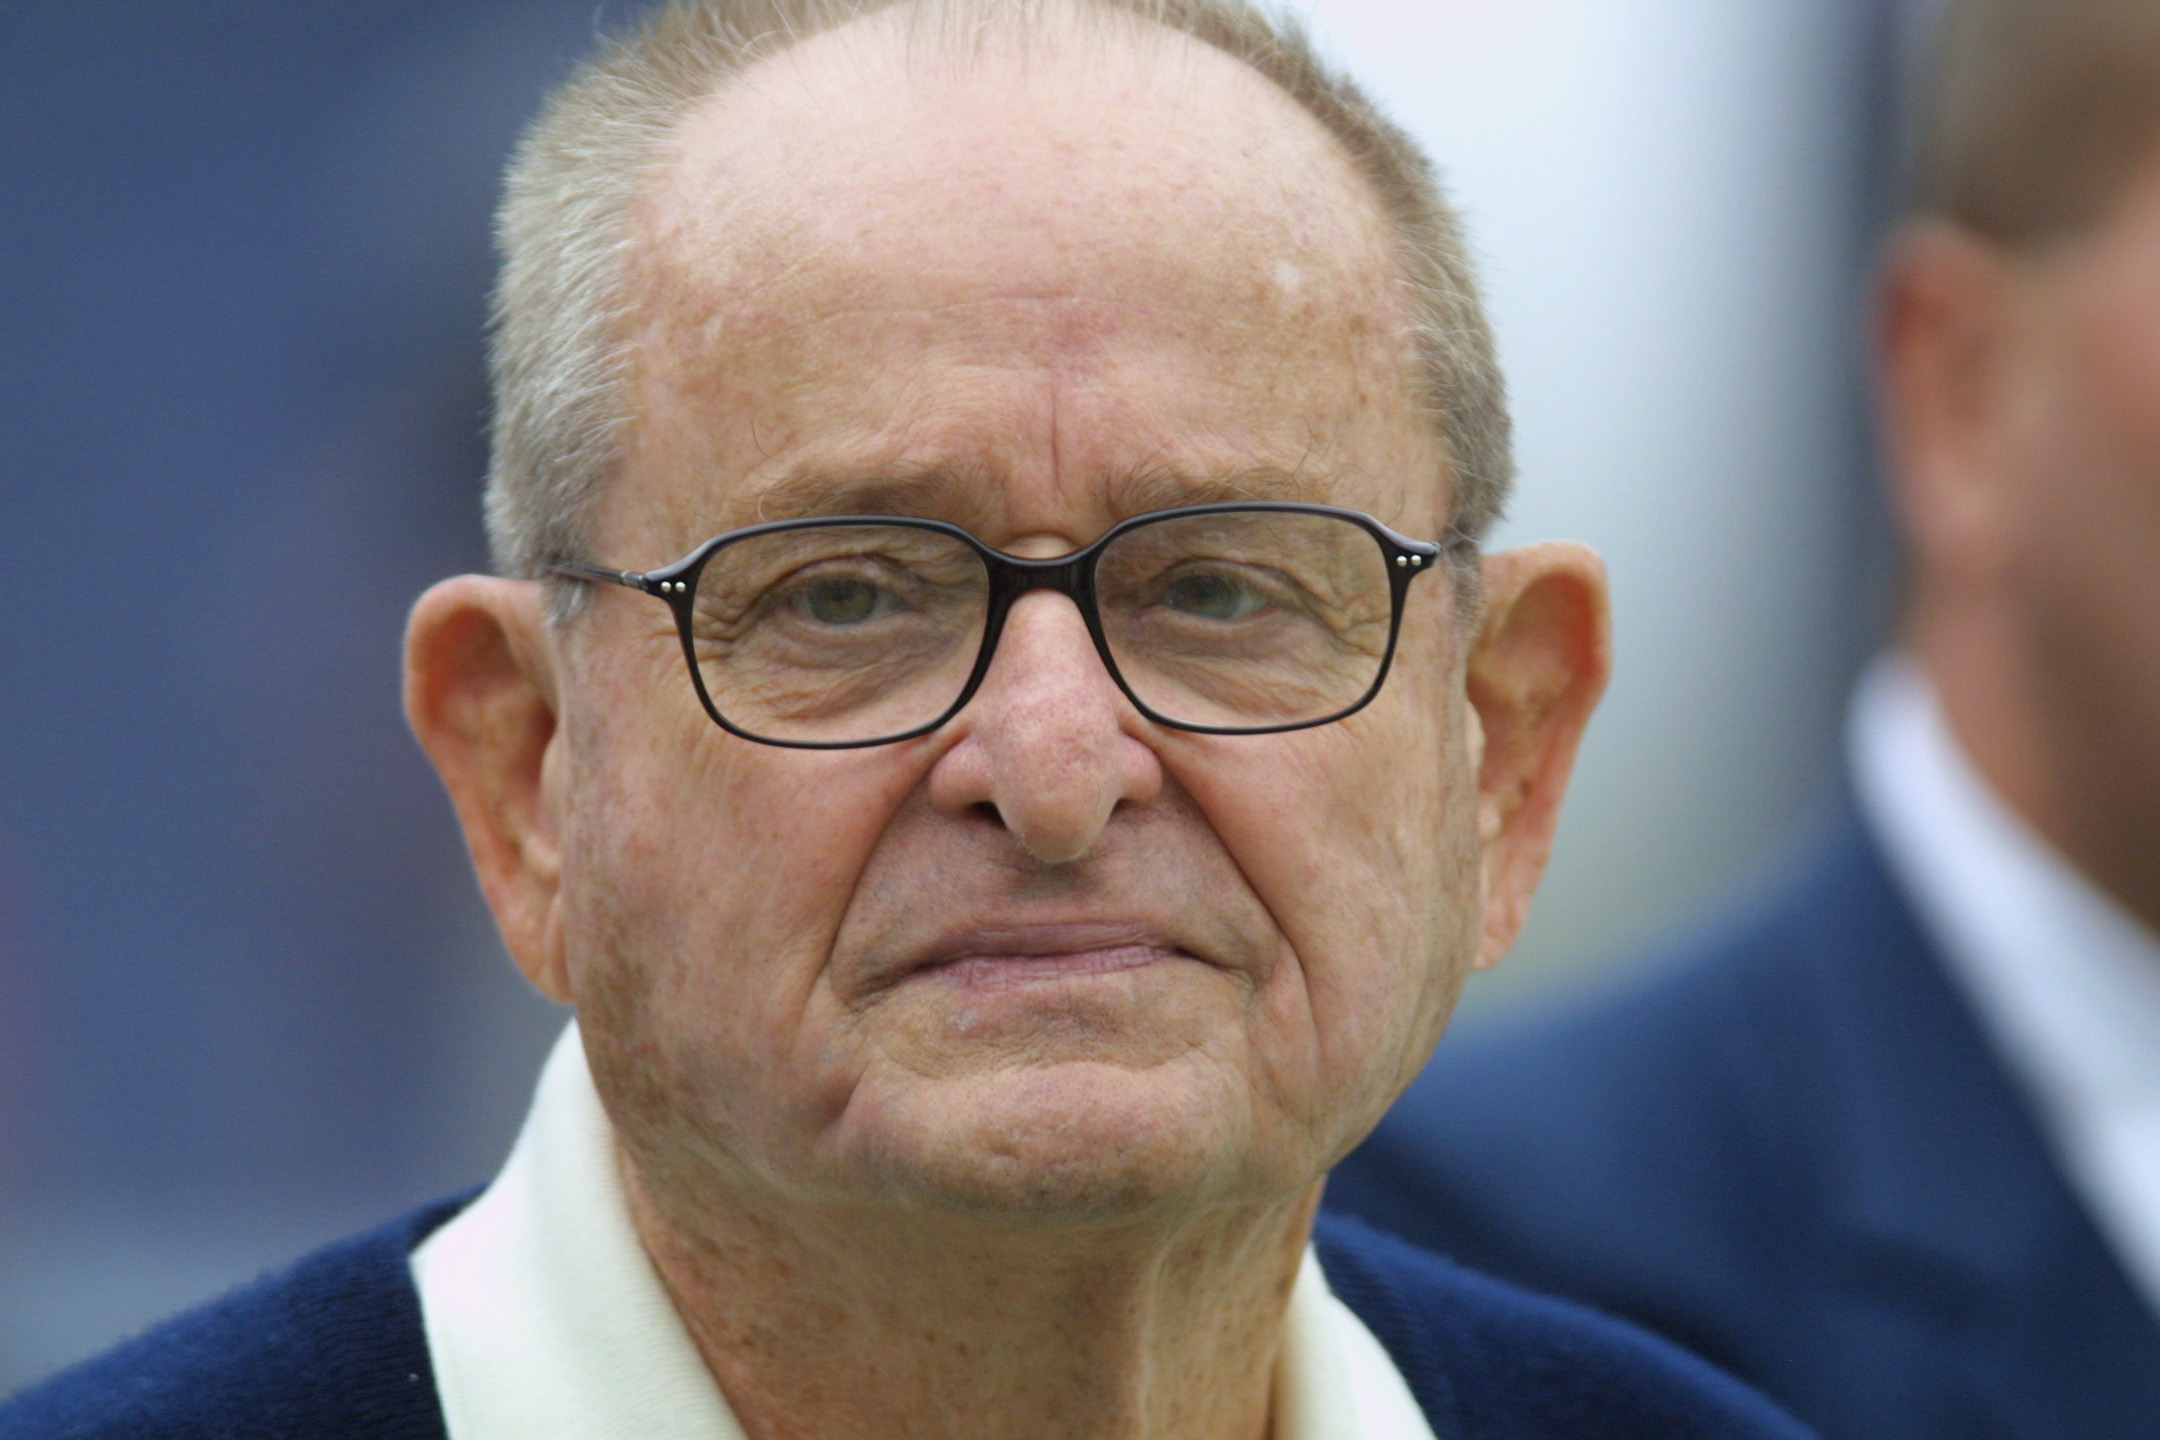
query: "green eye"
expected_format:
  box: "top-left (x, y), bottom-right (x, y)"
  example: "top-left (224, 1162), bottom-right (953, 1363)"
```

top-left (1162, 571), bottom-right (1266, 621)
top-left (793, 577), bottom-right (897, 625)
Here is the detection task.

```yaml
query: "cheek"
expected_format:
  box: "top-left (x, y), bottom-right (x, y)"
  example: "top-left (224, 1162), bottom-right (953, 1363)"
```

top-left (2014, 284), bottom-right (2160, 745)
top-left (555, 677), bottom-right (923, 1082)
top-left (1169, 677), bottom-right (1477, 1079)
top-left (2077, 267), bottom-right (2160, 465)
top-left (2017, 277), bottom-right (2160, 617)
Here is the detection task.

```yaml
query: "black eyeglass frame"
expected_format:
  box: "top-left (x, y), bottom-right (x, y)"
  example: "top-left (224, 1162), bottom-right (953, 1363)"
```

top-left (552, 500), bottom-right (1462, 750)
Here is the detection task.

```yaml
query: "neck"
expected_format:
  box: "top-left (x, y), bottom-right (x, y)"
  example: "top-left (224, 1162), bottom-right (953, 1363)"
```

top-left (621, 1152), bottom-right (1318, 1440)
top-left (1911, 599), bottom-right (2160, 935)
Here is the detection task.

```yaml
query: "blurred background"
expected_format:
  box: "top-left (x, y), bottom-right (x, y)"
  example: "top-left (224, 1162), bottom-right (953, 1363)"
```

top-left (0, 0), bottom-right (1930, 1390)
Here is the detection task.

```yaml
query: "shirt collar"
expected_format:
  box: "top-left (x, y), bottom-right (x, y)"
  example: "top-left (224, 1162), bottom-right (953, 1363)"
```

top-left (413, 1024), bottom-right (1437, 1440)
top-left (1850, 653), bottom-right (2160, 1318)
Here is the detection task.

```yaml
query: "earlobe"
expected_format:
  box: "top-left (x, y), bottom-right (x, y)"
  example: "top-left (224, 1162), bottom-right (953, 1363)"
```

top-left (403, 576), bottom-right (572, 1003)
top-left (1464, 543), bottom-right (1611, 970)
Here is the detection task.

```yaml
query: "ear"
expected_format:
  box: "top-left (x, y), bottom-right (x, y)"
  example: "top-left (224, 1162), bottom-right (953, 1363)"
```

top-left (1875, 220), bottom-right (2026, 595)
top-left (404, 576), bottom-right (572, 1003)
top-left (1464, 542), bottom-right (1611, 970)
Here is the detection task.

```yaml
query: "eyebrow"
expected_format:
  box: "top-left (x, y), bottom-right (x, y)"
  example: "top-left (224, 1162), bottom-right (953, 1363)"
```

top-left (1107, 464), bottom-right (1330, 512)
top-left (733, 460), bottom-right (1341, 533)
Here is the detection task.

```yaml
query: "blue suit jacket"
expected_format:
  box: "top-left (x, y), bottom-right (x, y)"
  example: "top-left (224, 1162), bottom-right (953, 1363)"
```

top-left (1328, 810), bottom-right (2160, 1439)
top-left (0, 1198), bottom-right (1810, 1438)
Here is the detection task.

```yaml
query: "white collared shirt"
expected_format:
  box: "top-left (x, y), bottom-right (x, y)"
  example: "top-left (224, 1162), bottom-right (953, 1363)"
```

top-left (412, 1025), bottom-right (1438, 1440)
top-left (1852, 655), bottom-right (2160, 1320)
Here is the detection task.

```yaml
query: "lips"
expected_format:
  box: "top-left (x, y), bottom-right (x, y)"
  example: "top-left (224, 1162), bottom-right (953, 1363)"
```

top-left (864, 920), bottom-right (1208, 999)
top-left (921, 943), bottom-right (1184, 993)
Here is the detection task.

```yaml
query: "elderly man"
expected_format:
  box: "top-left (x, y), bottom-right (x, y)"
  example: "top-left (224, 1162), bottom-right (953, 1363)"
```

top-left (0, 2), bottom-right (1813, 1437)
top-left (1330, 1), bottom-right (2160, 1437)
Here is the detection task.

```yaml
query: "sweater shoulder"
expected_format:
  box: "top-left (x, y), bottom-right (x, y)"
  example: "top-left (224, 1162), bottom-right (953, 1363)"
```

top-left (1313, 1212), bottom-right (1815, 1440)
top-left (0, 1196), bottom-right (470, 1440)
top-left (4, 1196), bottom-right (1807, 1439)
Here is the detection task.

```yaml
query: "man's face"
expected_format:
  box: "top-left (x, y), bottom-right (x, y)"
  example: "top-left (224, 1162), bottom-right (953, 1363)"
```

top-left (1981, 150), bottom-right (2160, 921)
top-left (552, 18), bottom-right (1479, 1222)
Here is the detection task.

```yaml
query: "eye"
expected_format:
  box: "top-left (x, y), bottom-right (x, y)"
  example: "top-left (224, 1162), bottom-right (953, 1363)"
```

top-left (1160, 570), bottom-right (1268, 621)
top-left (790, 575), bottom-right (901, 625)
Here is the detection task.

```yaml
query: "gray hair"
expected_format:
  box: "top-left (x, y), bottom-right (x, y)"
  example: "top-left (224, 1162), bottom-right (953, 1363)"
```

top-left (486, 0), bottom-right (1510, 604)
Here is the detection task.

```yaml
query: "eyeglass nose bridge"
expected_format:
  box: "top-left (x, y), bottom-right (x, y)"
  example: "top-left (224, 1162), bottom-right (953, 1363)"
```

top-left (966, 545), bottom-right (1123, 700)
top-left (982, 546), bottom-right (1097, 605)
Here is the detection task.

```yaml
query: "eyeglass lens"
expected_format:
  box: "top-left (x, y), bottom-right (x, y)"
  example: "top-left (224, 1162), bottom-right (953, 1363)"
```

top-left (686, 510), bottom-right (1395, 744)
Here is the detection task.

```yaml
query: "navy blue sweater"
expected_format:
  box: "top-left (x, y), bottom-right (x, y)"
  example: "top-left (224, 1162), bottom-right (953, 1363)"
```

top-left (0, 1200), bottom-right (1811, 1439)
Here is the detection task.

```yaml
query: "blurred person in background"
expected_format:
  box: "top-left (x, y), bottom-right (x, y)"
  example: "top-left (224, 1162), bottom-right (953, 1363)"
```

top-left (0, 1), bottom-right (1821, 1436)
top-left (1329, 1), bottom-right (2160, 1436)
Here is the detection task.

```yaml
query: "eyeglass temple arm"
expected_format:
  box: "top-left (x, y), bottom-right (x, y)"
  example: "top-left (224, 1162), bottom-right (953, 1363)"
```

top-left (548, 562), bottom-right (659, 594)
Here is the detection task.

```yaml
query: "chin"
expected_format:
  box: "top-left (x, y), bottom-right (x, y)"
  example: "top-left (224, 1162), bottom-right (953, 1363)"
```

top-left (835, 1058), bottom-right (1284, 1222)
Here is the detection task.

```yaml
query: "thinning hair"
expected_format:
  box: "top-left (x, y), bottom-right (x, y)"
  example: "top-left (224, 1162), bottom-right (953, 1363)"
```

top-left (486, 0), bottom-right (1508, 602)
top-left (1910, 0), bottom-right (2160, 248)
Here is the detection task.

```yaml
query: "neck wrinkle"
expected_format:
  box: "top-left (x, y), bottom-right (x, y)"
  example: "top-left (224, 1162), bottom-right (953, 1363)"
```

top-left (618, 1142), bottom-right (1319, 1440)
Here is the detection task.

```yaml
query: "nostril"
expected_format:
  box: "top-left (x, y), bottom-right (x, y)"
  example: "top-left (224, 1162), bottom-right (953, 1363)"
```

top-left (971, 800), bottom-right (1003, 827)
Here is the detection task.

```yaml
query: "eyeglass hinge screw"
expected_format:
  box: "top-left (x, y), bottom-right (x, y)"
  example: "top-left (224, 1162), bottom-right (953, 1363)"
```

top-left (1396, 556), bottom-right (1407, 568)
top-left (1410, 555), bottom-right (1423, 568)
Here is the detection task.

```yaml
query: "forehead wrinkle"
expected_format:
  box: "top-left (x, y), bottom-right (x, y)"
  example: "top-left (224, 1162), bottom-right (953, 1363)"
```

top-left (629, 291), bottom-right (1383, 464)
top-left (744, 464), bottom-right (1007, 528)
top-left (628, 136), bottom-right (1405, 380)
top-left (625, 267), bottom-right (1409, 512)
top-left (611, 5), bottom-right (1435, 559)
top-left (641, 202), bottom-right (1401, 350)
top-left (1100, 464), bottom-right (1341, 513)
top-left (721, 456), bottom-right (1352, 535)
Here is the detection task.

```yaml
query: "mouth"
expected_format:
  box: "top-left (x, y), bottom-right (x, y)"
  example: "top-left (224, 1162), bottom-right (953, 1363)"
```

top-left (892, 923), bottom-right (1205, 997)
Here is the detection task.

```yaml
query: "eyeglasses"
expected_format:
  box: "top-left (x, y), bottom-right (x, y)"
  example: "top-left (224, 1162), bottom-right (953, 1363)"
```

top-left (553, 501), bottom-right (1456, 749)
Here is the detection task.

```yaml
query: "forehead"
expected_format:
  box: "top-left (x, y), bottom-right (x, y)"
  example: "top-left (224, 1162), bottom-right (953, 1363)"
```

top-left (609, 10), bottom-right (1437, 550)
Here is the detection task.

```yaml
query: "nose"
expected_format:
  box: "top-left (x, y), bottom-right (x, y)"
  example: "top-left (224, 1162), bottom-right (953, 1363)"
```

top-left (925, 590), bottom-right (1164, 865)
